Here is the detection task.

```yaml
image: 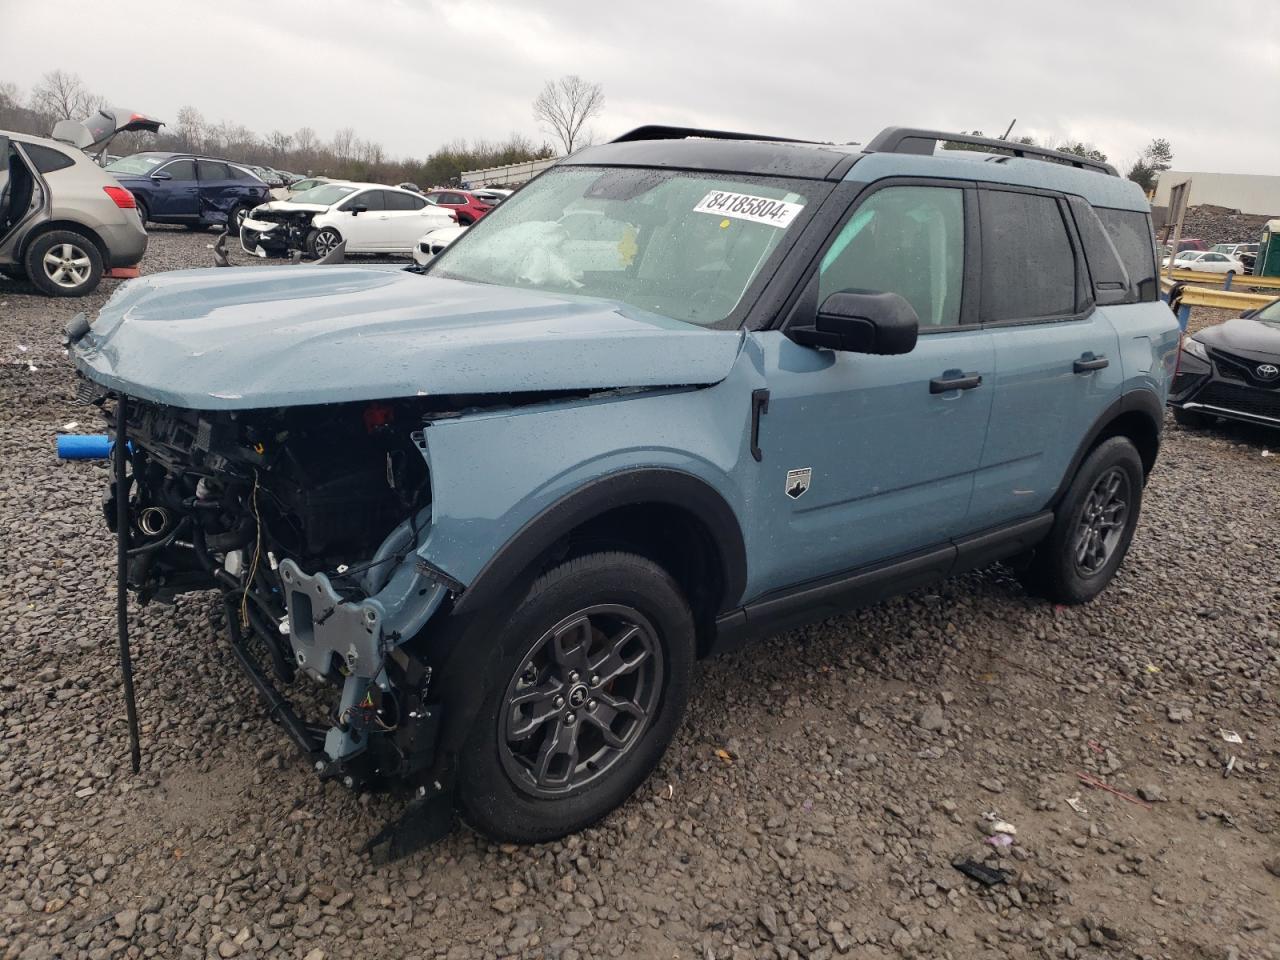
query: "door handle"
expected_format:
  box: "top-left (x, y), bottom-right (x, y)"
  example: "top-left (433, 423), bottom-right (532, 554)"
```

top-left (1073, 354), bottom-right (1110, 373)
top-left (929, 372), bottom-right (982, 394)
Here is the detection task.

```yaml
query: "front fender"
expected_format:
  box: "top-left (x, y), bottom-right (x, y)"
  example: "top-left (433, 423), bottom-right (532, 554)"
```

top-left (415, 375), bottom-right (756, 613)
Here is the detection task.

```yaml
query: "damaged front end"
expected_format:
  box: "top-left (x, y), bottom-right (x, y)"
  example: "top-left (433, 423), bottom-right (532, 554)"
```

top-left (99, 389), bottom-right (458, 788)
top-left (239, 205), bottom-right (320, 259)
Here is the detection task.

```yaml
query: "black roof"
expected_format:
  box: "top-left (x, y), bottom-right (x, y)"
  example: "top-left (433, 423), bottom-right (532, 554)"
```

top-left (562, 124), bottom-right (1119, 181)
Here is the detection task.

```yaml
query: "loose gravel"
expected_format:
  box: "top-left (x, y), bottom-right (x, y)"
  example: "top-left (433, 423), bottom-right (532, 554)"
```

top-left (1, 230), bottom-right (1278, 960)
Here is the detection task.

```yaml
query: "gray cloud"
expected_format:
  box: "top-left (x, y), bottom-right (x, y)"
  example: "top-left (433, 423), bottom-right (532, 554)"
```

top-left (3, 0), bottom-right (1277, 173)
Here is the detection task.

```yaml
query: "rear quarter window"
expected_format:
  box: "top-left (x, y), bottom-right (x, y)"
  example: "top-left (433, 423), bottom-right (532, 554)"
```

top-left (1095, 208), bottom-right (1158, 302)
top-left (21, 143), bottom-right (76, 174)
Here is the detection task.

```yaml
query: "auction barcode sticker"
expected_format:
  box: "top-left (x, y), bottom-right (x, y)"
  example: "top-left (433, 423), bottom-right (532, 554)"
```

top-left (693, 190), bottom-right (804, 228)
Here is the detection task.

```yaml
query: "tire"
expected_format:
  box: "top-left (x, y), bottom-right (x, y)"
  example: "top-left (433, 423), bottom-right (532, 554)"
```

top-left (456, 551), bottom-right (695, 844)
top-left (23, 229), bottom-right (103, 297)
top-left (1172, 406), bottom-right (1213, 429)
top-left (134, 200), bottom-right (148, 226)
top-left (225, 205), bottom-right (247, 233)
top-left (306, 227), bottom-right (341, 259)
top-left (1021, 436), bottom-right (1144, 605)
top-left (457, 214), bottom-right (474, 226)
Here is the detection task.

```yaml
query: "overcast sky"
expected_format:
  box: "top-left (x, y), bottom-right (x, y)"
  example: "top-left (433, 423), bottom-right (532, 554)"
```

top-left (3, 0), bottom-right (1278, 174)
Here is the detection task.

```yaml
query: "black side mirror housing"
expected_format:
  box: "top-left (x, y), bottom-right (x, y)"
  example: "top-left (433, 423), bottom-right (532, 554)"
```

top-left (349, 204), bottom-right (368, 216)
top-left (150, 171), bottom-right (172, 181)
top-left (789, 290), bottom-right (920, 355)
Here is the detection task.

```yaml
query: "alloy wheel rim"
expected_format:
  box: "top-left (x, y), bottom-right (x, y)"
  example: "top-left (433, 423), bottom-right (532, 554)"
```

top-left (42, 243), bottom-right (91, 288)
top-left (1073, 466), bottom-right (1129, 575)
top-left (498, 603), bottom-right (663, 798)
top-left (314, 231), bottom-right (338, 256)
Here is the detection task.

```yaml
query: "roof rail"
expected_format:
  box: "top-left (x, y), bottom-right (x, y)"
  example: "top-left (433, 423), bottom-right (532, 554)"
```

top-left (862, 127), bottom-right (1118, 177)
top-left (611, 125), bottom-right (806, 145)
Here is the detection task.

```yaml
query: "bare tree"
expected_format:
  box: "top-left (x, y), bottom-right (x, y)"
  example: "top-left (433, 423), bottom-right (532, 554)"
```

top-left (293, 126), bottom-right (318, 154)
top-left (532, 75), bottom-right (604, 154)
top-left (267, 129), bottom-right (293, 159)
top-left (175, 106), bottom-right (205, 150)
top-left (29, 70), bottom-right (98, 121)
top-left (0, 81), bottom-right (20, 110)
top-left (331, 126), bottom-right (356, 161)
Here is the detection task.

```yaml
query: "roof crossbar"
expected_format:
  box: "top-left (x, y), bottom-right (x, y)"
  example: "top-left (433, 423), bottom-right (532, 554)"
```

top-left (862, 127), bottom-right (1119, 177)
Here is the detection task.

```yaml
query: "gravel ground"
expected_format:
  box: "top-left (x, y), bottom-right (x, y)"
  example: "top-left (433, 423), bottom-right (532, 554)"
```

top-left (1, 231), bottom-right (1278, 960)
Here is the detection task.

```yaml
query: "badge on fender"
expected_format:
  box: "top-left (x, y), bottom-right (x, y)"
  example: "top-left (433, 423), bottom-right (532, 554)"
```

top-left (785, 467), bottom-right (811, 500)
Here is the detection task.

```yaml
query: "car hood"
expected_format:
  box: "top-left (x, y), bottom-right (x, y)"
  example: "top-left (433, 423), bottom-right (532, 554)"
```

top-left (72, 266), bottom-right (744, 410)
top-left (1195, 316), bottom-right (1280, 359)
top-left (249, 200), bottom-right (331, 215)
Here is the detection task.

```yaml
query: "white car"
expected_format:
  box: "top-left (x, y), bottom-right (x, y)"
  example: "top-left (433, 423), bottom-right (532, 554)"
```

top-left (412, 224), bottom-right (468, 266)
top-left (1163, 250), bottom-right (1246, 274)
top-left (241, 182), bottom-right (454, 259)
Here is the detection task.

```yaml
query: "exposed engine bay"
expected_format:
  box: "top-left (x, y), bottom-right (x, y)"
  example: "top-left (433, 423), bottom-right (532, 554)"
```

top-left (97, 388), bottom-right (470, 787)
top-left (239, 206), bottom-right (317, 258)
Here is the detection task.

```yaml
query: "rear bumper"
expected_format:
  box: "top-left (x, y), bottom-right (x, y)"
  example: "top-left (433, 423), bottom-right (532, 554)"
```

top-left (97, 219), bottom-right (148, 268)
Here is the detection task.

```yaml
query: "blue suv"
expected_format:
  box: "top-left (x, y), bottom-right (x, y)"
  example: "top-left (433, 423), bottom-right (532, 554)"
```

top-left (70, 125), bottom-right (1177, 843)
top-left (105, 152), bottom-right (270, 231)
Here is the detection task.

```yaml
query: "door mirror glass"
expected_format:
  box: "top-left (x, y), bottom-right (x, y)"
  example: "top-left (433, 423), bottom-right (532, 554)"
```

top-left (789, 290), bottom-right (919, 355)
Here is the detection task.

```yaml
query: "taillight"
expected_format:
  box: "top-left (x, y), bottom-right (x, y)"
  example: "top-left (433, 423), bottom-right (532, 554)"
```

top-left (103, 186), bottom-right (136, 209)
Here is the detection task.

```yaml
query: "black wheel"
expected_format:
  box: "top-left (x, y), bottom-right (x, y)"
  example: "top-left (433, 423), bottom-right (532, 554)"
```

top-left (457, 552), bottom-right (695, 843)
top-left (1172, 406), bottom-right (1213, 429)
top-left (226, 205), bottom-right (247, 232)
top-left (23, 229), bottom-right (103, 297)
top-left (1021, 437), bottom-right (1143, 605)
top-left (307, 227), bottom-right (342, 259)
top-left (457, 214), bottom-right (474, 226)
top-left (134, 199), bottom-right (148, 227)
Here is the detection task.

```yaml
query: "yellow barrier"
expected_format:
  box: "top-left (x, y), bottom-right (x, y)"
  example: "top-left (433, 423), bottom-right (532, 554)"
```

top-left (1165, 268), bottom-right (1280, 290)
top-left (1159, 278), bottom-right (1274, 311)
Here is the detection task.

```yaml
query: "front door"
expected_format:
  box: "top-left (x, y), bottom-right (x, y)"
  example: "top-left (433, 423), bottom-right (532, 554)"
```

top-left (152, 159), bottom-right (199, 219)
top-left (337, 190), bottom-right (385, 251)
top-left (746, 183), bottom-right (995, 594)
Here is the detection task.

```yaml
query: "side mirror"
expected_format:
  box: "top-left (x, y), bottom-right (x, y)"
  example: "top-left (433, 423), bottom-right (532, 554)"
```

top-left (349, 204), bottom-right (367, 216)
top-left (150, 171), bottom-right (172, 181)
top-left (788, 290), bottom-right (919, 355)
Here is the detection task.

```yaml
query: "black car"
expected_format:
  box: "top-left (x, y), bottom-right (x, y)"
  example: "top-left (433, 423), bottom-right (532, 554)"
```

top-left (1169, 297), bottom-right (1280, 429)
top-left (105, 152), bottom-right (271, 231)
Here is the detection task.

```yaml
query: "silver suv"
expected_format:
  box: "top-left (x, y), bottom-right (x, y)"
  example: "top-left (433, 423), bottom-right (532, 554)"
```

top-left (1, 108), bottom-right (157, 296)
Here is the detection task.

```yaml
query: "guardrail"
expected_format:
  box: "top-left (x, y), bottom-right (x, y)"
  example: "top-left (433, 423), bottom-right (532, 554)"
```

top-left (1159, 277), bottom-right (1275, 330)
top-left (1164, 268), bottom-right (1280, 291)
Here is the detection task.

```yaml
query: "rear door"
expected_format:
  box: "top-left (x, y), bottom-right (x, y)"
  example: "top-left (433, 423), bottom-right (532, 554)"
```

top-left (967, 187), bottom-right (1122, 530)
top-left (382, 190), bottom-right (434, 250)
top-left (196, 160), bottom-right (238, 224)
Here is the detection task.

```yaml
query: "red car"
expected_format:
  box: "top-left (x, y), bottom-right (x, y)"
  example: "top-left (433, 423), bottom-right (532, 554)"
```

top-left (424, 189), bottom-right (492, 225)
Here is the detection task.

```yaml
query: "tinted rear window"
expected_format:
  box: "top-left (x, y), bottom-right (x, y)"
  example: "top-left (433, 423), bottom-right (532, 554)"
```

top-left (197, 160), bottom-right (232, 180)
top-left (979, 190), bottom-right (1077, 321)
top-left (384, 190), bottom-right (426, 211)
top-left (22, 143), bottom-right (76, 174)
top-left (1095, 208), bottom-right (1158, 302)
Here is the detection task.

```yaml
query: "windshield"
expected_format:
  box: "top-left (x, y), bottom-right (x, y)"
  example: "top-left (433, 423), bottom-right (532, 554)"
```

top-left (290, 184), bottom-right (358, 206)
top-left (105, 153), bottom-right (169, 175)
top-left (431, 166), bottom-right (817, 328)
top-left (1257, 299), bottom-right (1280, 326)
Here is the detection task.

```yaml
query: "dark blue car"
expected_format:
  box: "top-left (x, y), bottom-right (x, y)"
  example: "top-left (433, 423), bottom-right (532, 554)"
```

top-left (106, 152), bottom-right (270, 231)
